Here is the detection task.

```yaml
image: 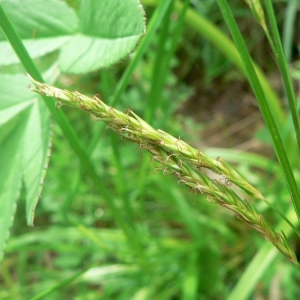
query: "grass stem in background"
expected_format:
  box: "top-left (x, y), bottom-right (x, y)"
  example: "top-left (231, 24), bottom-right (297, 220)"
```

top-left (216, 0), bottom-right (300, 222)
top-left (264, 0), bottom-right (300, 157)
top-left (282, 0), bottom-right (298, 63)
top-left (141, 0), bottom-right (285, 125)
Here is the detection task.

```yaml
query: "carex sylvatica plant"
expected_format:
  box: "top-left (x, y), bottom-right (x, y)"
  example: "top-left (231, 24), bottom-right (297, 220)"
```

top-left (29, 75), bottom-right (299, 265)
top-left (1, 0), bottom-right (300, 299)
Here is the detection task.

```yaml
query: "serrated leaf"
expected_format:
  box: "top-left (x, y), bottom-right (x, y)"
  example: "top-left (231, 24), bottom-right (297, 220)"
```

top-left (0, 0), bottom-right (78, 39)
top-left (0, 0), bottom-right (78, 65)
top-left (59, 0), bottom-right (146, 73)
top-left (0, 118), bottom-right (24, 262)
top-left (0, 101), bottom-right (33, 126)
top-left (59, 35), bottom-right (141, 73)
top-left (22, 96), bottom-right (51, 226)
top-left (0, 74), bottom-right (51, 261)
top-left (0, 0), bottom-right (145, 74)
top-left (0, 37), bottom-right (71, 66)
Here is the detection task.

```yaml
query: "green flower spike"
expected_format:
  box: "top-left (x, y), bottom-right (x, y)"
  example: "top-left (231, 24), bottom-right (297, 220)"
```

top-left (28, 74), bottom-right (298, 265)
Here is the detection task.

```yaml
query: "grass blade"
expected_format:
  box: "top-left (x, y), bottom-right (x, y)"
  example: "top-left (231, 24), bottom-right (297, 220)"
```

top-left (216, 0), bottom-right (300, 221)
top-left (264, 0), bottom-right (300, 156)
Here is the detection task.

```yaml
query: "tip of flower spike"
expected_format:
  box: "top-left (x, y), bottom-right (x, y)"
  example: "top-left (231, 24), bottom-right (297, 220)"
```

top-left (26, 73), bottom-right (41, 93)
top-left (26, 73), bottom-right (36, 84)
top-left (26, 74), bottom-right (57, 99)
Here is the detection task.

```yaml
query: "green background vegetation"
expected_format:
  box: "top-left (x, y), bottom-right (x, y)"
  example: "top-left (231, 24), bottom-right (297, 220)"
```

top-left (1, 0), bottom-right (300, 299)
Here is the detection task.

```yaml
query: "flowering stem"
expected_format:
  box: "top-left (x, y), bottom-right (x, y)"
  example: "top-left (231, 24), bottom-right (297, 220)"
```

top-left (28, 75), bottom-right (298, 265)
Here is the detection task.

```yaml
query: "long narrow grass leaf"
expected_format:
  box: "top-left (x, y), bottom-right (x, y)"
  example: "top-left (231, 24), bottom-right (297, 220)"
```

top-left (142, 0), bottom-right (285, 125)
top-left (282, 0), bottom-right (298, 63)
top-left (264, 0), bottom-right (300, 156)
top-left (111, 0), bottom-right (174, 107)
top-left (216, 0), bottom-right (300, 221)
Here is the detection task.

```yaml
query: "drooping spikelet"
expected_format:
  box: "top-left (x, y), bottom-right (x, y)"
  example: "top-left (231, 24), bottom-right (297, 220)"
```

top-left (28, 74), bottom-right (298, 265)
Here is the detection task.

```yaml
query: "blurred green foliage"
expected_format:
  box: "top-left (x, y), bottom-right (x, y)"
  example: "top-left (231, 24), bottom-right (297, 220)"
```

top-left (1, 0), bottom-right (300, 299)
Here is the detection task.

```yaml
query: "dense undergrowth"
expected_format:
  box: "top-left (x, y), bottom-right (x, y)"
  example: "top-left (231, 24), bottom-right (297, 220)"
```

top-left (1, 0), bottom-right (300, 299)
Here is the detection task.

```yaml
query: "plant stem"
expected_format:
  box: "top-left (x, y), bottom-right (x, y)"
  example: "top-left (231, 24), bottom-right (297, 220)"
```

top-left (141, 0), bottom-right (285, 125)
top-left (264, 0), bottom-right (300, 155)
top-left (217, 0), bottom-right (300, 222)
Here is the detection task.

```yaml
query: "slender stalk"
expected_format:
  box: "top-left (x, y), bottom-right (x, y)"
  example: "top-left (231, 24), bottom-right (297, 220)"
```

top-left (282, 0), bottom-right (298, 63)
top-left (29, 264), bottom-right (93, 300)
top-left (141, 0), bottom-right (285, 125)
top-left (247, 0), bottom-right (300, 155)
top-left (0, 4), bottom-right (92, 208)
top-left (216, 0), bottom-right (300, 222)
top-left (28, 77), bottom-right (299, 265)
top-left (136, 0), bottom-right (183, 212)
top-left (111, 0), bottom-right (174, 107)
top-left (264, 0), bottom-right (300, 154)
top-left (145, 0), bottom-right (174, 122)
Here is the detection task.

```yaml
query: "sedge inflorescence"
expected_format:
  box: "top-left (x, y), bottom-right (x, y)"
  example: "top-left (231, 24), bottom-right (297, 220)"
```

top-left (28, 74), bottom-right (298, 265)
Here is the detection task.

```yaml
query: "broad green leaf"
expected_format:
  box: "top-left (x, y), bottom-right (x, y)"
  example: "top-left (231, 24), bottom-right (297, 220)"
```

top-left (0, 100), bottom-right (33, 126)
top-left (0, 118), bottom-right (23, 262)
top-left (0, 37), bottom-right (71, 66)
top-left (0, 0), bottom-right (78, 39)
top-left (0, 0), bottom-right (78, 65)
top-left (0, 0), bottom-right (145, 74)
top-left (0, 74), bottom-right (51, 260)
top-left (59, 0), bottom-right (146, 73)
top-left (22, 101), bottom-right (51, 226)
top-left (59, 35), bottom-right (141, 73)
